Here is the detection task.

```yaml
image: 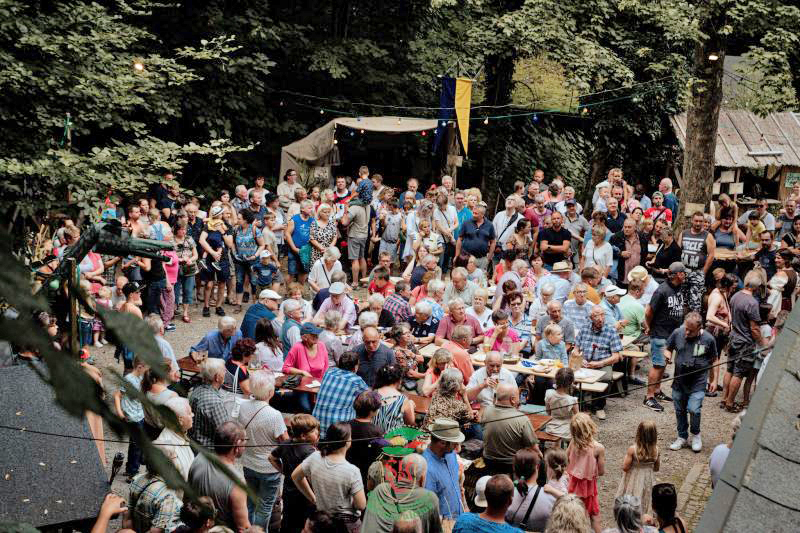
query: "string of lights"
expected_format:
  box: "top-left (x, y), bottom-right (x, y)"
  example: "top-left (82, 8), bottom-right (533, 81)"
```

top-left (3, 345), bottom-right (767, 448)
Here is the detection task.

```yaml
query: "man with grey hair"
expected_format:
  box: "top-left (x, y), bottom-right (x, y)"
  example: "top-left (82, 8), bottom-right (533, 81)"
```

top-left (455, 201), bottom-right (496, 270)
top-left (319, 310), bottom-right (345, 366)
top-left (409, 301), bottom-right (438, 345)
top-left (231, 184), bottom-right (250, 212)
top-left (466, 351), bottom-right (517, 409)
top-left (575, 305), bottom-right (623, 420)
top-left (481, 383), bottom-right (539, 475)
top-left (665, 312), bottom-right (717, 453)
top-left (236, 372), bottom-right (288, 528)
top-left (435, 297), bottom-right (484, 346)
top-left (534, 300), bottom-right (576, 350)
top-left (341, 184), bottom-right (371, 285)
top-left (528, 282), bottom-right (556, 327)
top-left (347, 310), bottom-right (379, 347)
top-left (443, 266), bottom-right (477, 305)
top-left (493, 258), bottom-right (527, 302)
top-left (189, 315), bottom-right (243, 361)
top-left (410, 254), bottom-right (439, 290)
top-left (188, 359), bottom-right (228, 448)
top-left (492, 195), bottom-right (521, 250)
top-left (438, 325), bottom-right (475, 385)
top-left (723, 271), bottom-right (767, 412)
top-left (153, 396), bottom-right (195, 481)
top-left (362, 452), bottom-right (442, 533)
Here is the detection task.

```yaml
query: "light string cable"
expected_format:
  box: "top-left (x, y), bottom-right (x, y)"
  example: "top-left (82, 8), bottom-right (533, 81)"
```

top-left (0, 344), bottom-right (769, 448)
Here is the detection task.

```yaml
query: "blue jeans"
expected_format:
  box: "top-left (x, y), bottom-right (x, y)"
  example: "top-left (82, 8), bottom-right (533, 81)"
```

top-left (235, 259), bottom-right (257, 294)
top-left (126, 419), bottom-right (145, 475)
top-left (174, 274), bottom-right (195, 305)
top-left (243, 468), bottom-right (282, 528)
top-left (145, 278), bottom-right (166, 315)
top-left (673, 388), bottom-right (705, 439)
top-left (650, 337), bottom-right (667, 367)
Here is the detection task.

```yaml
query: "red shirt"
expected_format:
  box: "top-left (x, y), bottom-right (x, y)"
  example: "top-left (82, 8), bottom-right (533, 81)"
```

top-left (644, 206), bottom-right (672, 222)
top-left (368, 280), bottom-right (395, 297)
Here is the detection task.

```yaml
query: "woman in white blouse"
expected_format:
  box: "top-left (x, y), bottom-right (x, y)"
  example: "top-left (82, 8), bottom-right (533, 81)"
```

top-left (308, 247), bottom-right (342, 292)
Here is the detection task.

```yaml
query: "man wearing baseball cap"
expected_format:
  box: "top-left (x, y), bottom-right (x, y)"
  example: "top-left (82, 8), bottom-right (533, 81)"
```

top-left (643, 262), bottom-right (686, 412)
top-left (312, 281), bottom-right (357, 329)
top-left (423, 418), bottom-right (465, 520)
top-left (240, 288), bottom-right (282, 340)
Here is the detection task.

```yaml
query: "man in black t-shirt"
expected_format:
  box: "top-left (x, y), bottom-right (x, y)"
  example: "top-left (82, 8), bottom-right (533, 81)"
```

top-left (455, 202), bottom-right (496, 270)
top-left (539, 211), bottom-right (572, 267)
top-left (643, 261), bottom-right (686, 412)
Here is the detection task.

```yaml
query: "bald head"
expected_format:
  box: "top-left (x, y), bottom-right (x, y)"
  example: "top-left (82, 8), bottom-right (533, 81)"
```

top-left (495, 383), bottom-right (519, 405)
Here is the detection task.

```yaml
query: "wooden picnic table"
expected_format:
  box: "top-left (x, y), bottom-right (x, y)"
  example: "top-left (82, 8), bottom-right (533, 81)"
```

top-left (417, 343), bottom-right (605, 383)
top-left (177, 357), bottom-right (321, 394)
top-left (715, 249), bottom-right (757, 262)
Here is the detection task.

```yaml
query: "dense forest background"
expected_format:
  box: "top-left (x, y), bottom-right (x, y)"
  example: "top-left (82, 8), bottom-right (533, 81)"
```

top-left (1, 0), bottom-right (798, 222)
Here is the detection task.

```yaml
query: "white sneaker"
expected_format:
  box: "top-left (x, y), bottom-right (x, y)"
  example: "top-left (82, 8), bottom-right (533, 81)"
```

top-left (93, 341), bottom-right (103, 348)
top-left (690, 433), bottom-right (702, 452)
top-left (669, 437), bottom-right (687, 451)
top-left (596, 409), bottom-right (607, 420)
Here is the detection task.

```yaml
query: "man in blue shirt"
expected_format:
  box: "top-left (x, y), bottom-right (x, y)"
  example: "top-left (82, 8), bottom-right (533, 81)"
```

top-left (454, 190), bottom-right (472, 240)
top-left (452, 474), bottom-right (523, 533)
top-left (240, 289), bottom-right (281, 339)
top-left (659, 177), bottom-right (679, 217)
top-left (600, 285), bottom-right (626, 331)
top-left (189, 316), bottom-right (243, 360)
top-left (423, 418), bottom-right (464, 520)
top-left (455, 202), bottom-right (496, 270)
top-left (535, 261), bottom-right (572, 302)
top-left (575, 305), bottom-right (623, 420)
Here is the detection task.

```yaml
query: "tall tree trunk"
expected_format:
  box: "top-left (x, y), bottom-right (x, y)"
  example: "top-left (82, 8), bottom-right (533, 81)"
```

top-left (676, 9), bottom-right (726, 234)
top-left (481, 52), bottom-right (516, 216)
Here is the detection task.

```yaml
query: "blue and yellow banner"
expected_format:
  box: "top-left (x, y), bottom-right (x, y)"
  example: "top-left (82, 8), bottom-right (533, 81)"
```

top-left (433, 76), bottom-right (473, 155)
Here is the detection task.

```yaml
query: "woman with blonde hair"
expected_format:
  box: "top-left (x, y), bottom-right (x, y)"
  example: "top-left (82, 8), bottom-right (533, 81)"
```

top-left (308, 202), bottom-right (338, 267)
top-left (421, 348), bottom-right (453, 396)
top-left (566, 412), bottom-right (605, 532)
top-left (545, 494), bottom-right (592, 533)
top-left (616, 420), bottom-right (660, 516)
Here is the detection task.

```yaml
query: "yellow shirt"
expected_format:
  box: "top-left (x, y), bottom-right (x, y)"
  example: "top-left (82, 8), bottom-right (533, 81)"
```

top-left (747, 220), bottom-right (766, 248)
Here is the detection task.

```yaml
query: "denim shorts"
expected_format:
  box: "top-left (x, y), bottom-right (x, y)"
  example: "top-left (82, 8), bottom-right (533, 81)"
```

top-left (287, 250), bottom-right (302, 275)
top-left (651, 337), bottom-right (667, 367)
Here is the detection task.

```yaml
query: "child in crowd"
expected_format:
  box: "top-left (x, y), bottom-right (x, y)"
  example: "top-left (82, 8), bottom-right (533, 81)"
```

top-left (251, 250), bottom-right (278, 293)
top-left (92, 286), bottom-right (112, 347)
top-left (744, 210), bottom-right (767, 249)
top-left (280, 282), bottom-right (313, 321)
top-left (78, 279), bottom-right (94, 348)
top-left (616, 420), bottom-right (660, 516)
top-left (543, 448), bottom-right (569, 497)
top-left (567, 412), bottom-right (605, 532)
top-left (536, 323), bottom-right (569, 365)
top-left (269, 414), bottom-right (320, 533)
top-left (113, 356), bottom-right (149, 481)
top-left (544, 367), bottom-right (578, 442)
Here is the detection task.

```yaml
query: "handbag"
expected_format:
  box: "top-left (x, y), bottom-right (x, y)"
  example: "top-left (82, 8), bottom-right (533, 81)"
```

top-left (298, 243), bottom-right (313, 272)
top-left (221, 364), bottom-right (246, 419)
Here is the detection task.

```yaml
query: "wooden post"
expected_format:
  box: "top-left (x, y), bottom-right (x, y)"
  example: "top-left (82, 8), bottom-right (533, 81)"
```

top-left (444, 122), bottom-right (459, 182)
top-left (68, 258), bottom-right (80, 359)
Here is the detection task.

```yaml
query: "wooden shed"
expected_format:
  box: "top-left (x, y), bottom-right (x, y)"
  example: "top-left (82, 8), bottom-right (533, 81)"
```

top-left (671, 110), bottom-right (800, 201)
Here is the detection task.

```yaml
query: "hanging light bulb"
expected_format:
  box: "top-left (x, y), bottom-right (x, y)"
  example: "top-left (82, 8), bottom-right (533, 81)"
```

top-left (483, 117), bottom-right (489, 125)
top-left (320, 109), bottom-right (325, 114)
top-left (133, 60), bottom-right (145, 72)
top-left (421, 130), bottom-right (427, 136)
top-left (360, 129), bottom-right (365, 134)
top-left (532, 113), bottom-right (539, 123)
top-left (333, 139), bottom-right (338, 145)
top-left (708, 53), bottom-right (719, 61)
top-left (434, 129), bottom-right (438, 134)
top-left (440, 121), bottom-right (446, 127)
top-left (279, 100), bottom-right (285, 106)
top-left (397, 117), bottom-right (403, 124)
top-left (350, 131), bottom-right (355, 137)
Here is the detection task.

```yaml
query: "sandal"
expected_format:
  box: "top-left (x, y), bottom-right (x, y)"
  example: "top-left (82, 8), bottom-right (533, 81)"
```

top-left (234, 305), bottom-right (243, 314)
top-left (182, 315), bottom-right (191, 323)
top-left (725, 403), bottom-right (744, 413)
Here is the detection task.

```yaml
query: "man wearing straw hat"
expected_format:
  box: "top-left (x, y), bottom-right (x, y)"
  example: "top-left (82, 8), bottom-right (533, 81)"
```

top-left (423, 418), bottom-right (465, 520)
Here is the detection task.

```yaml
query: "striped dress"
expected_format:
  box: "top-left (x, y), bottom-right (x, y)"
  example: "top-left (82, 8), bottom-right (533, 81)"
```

top-left (373, 392), bottom-right (406, 433)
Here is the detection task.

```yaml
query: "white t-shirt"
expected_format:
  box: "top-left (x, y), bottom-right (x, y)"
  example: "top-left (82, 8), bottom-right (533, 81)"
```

top-left (583, 240), bottom-right (613, 271)
top-left (308, 259), bottom-right (342, 290)
top-left (238, 399), bottom-right (287, 474)
top-left (467, 306), bottom-right (493, 330)
top-left (467, 366), bottom-right (516, 408)
top-left (254, 342), bottom-right (283, 372)
top-left (492, 210), bottom-right (520, 247)
top-left (433, 204), bottom-right (458, 242)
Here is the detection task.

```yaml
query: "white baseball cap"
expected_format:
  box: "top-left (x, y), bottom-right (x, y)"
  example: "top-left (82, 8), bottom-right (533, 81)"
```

top-left (604, 285), bottom-right (627, 297)
top-left (259, 250), bottom-right (272, 259)
top-left (329, 282), bottom-right (347, 295)
top-left (474, 476), bottom-right (492, 507)
top-left (259, 289), bottom-right (282, 300)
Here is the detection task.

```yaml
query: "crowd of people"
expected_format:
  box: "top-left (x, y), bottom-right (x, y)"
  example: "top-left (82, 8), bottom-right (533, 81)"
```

top-left (30, 165), bottom-right (795, 533)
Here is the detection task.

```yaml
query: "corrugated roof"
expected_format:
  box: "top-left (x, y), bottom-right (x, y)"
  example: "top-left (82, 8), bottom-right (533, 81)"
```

top-left (671, 110), bottom-right (800, 168)
top-left (697, 305), bottom-right (800, 531)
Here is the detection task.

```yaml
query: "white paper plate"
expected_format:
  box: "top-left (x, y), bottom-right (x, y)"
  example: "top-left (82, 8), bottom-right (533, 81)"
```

top-left (473, 353), bottom-right (486, 362)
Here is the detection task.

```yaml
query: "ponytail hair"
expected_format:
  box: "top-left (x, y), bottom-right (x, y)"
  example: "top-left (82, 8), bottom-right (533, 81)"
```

top-left (545, 448), bottom-right (568, 480)
top-left (512, 448), bottom-right (541, 496)
top-left (141, 358), bottom-right (171, 394)
top-left (319, 422), bottom-right (351, 456)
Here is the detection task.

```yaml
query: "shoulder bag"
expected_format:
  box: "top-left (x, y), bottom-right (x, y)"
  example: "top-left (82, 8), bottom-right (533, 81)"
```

top-left (509, 485), bottom-right (542, 529)
top-left (221, 364), bottom-right (246, 419)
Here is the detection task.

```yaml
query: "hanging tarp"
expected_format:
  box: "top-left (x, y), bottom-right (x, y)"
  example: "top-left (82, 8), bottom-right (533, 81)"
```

top-left (279, 116), bottom-right (438, 180)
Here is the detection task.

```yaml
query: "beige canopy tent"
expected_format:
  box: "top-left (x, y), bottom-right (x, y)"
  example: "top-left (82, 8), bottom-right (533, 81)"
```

top-left (279, 116), bottom-right (439, 182)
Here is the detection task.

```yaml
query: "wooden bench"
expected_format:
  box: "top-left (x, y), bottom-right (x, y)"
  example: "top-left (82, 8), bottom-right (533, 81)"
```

top-left (536, 430), bottom-right (562, 448)
top-left (576, 381), bottom-right (609, 394)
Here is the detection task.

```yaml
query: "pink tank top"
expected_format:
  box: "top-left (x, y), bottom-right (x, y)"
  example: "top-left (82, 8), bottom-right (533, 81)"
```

top-left (567, 444), bottom-right (598, 480)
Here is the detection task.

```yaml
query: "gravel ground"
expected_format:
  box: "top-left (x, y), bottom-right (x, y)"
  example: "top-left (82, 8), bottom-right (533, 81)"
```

top-left (91, 290), bottom-right (740, 531)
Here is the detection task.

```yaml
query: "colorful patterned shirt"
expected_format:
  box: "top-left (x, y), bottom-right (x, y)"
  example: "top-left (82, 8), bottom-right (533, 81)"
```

top-left (383, 292), bottom-right (413, 323)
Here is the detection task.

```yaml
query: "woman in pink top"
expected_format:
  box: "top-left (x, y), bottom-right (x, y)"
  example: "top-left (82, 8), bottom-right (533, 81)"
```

top-left (482, 309), bottom-right (523, 354)
top-left (283, 322), bottom-right (330, 380)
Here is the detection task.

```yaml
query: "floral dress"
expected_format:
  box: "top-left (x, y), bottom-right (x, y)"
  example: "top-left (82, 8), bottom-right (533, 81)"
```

top-left (421, 390), bottom-right (471, 430)
top-left (309, 218), bottom-right (337, 265)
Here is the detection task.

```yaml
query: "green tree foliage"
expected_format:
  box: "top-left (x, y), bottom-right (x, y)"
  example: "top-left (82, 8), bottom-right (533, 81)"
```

top-left (0, 0), bottom-right (253, 222)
